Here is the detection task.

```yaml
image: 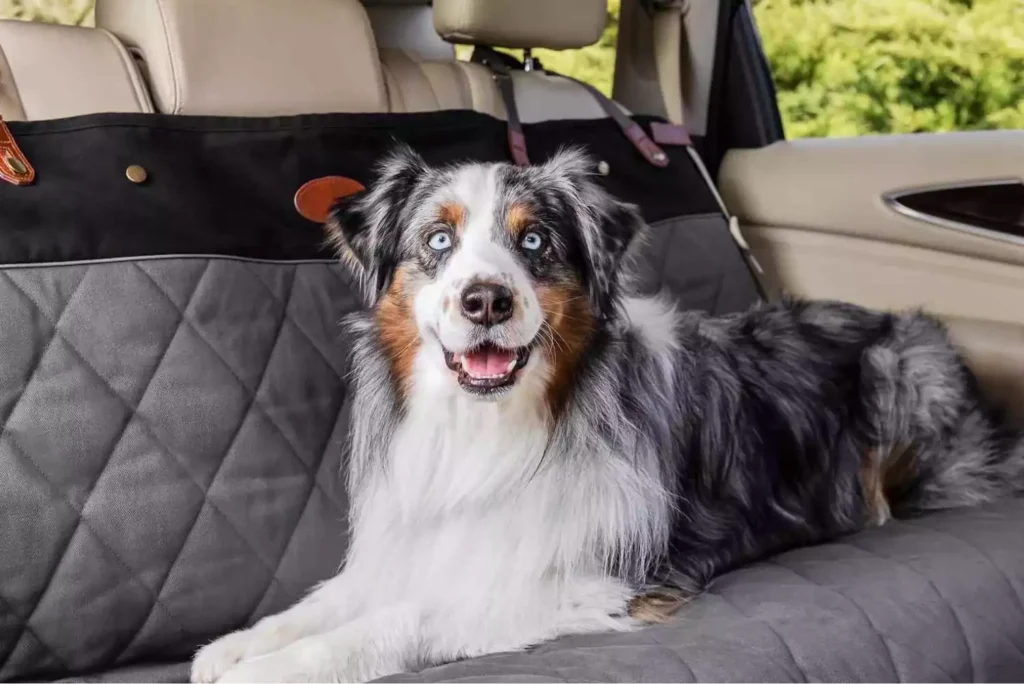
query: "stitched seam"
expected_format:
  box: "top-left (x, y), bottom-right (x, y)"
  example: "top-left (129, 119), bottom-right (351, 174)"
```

top-left (880, 634), bottom-right (958, 684)
top-left (903, 518), bottom-right (1024, 619)
top-left (0, 267), bottom-right (238, 667)
top-left (0, 269), bottom-right (89, 671)
top-left (107, 259), bottom-right (221, 660)
top-left (0, 550), bottom-right (73, 677)
top-left (137, 264), bottom-right (348, 514)
top-left (762, 558), bottom-right (903, 681)
top-left (116, 260), bottom-right (297, 656)
top-left (705, 589), bottom-right (810, 682)
top-left (838, 540), bottom-right (972, 681)
top-left (241, 266), bottom-right (342, 625)
top-left (240, 262), bottom-right (348, 378)
top-left (128, 263), bottom-right (299, 569)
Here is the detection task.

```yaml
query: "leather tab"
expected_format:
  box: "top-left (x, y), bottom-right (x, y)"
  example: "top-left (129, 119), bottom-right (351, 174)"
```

top-left (294, 176), bottom-right (365, 224)
top-left (0, 116), bottom-right (35, 186)
top-left (650, 121), bottom-right (692, 147)
top-left (509, 129), bottom-right (530, 167)
top-left (625, 122), bottom-right (669, 168)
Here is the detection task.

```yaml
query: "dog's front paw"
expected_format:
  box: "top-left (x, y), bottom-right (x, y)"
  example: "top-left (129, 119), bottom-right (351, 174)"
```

top-left (191, 618), bottom-right (306, 683)
top-left (191, 630), bottom-right (255, 683)
top-left (215, 641), bottom-right (341, 684)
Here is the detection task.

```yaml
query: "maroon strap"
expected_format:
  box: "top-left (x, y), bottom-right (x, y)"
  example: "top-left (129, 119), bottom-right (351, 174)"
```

top-left (571, 80), bottom-right (670, 168)
top-left (650, 121), bottom-right (692, 147)
top-left (474, 49), bottom-right (530, 167)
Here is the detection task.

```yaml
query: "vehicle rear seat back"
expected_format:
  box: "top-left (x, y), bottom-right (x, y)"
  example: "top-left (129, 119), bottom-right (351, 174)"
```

top-left (95, 0), bottom-right (388, 116)
top-left (0, 19), bottom-right (153, 120)
top-left (365, 0), bottom-right (620, 120)
top-left (359, 0), bottom-right (471, 113)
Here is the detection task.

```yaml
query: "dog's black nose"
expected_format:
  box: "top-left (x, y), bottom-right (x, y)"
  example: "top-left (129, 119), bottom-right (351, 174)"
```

top-left (461, 282), bottom-right (514, 327)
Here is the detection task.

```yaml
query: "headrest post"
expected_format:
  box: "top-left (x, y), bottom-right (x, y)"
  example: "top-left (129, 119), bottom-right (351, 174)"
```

top-left (522, 48), bottom-right (536, 72)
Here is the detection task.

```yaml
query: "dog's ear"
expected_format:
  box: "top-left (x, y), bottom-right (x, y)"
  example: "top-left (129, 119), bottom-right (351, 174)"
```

top-left (325, 144), bottom-right (428, 303)
top-left (540, 148), bottom-right (646, 318)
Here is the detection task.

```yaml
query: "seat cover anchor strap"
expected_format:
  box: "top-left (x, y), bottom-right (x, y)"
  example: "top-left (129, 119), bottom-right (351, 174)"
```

top-left (472, 46), bottom-right (669, 169)
top-left (473, 48), bottom-right (530, 167)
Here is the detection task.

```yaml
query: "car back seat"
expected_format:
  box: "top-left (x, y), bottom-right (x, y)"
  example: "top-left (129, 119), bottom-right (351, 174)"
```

top-left (364, 0), bottom-right (624, 122)
top-left (0, 19), bottom-right (153, 120)
top-left (95, 0), bottom-right (388, 116)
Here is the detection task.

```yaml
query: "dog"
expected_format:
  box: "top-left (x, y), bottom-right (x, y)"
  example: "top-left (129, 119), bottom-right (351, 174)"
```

top-left (192, 146), bottom-right (1024, 683)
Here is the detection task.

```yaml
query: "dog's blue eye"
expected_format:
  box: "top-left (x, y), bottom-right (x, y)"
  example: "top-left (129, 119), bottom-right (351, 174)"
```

top-left (427, 231), bottom-right (453, 252)
top-left (520, 232), bottom-right (544, 252)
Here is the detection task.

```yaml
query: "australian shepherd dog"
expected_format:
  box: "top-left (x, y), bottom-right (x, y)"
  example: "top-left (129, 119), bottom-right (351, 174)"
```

top-left (193, 147), bottom-right (1024, 683)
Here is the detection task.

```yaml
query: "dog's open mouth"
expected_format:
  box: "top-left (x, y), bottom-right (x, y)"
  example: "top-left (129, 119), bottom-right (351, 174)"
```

top-left (443, 343), bottom-right (531, 394)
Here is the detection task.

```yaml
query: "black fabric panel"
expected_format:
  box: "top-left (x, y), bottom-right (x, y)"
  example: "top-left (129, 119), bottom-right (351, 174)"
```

top-left (0, 111), bottom-right (719, 265)
top-left (632, 213), bottom-right (762, 315)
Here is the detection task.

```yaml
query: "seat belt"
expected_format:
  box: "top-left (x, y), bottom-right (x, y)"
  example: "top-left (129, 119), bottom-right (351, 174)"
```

top-left (471, 48), bottom-right (530, 166)
top-left (639, 0), bottom-right (769, 292)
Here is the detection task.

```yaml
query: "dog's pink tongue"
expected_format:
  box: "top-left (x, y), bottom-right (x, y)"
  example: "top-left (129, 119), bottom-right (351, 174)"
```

top-left (462, 347), bottom-right (516, 377)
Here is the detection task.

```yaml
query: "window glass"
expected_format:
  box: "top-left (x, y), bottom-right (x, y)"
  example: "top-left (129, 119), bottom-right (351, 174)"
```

top-left (754, 0), bottom-right (1024, 138)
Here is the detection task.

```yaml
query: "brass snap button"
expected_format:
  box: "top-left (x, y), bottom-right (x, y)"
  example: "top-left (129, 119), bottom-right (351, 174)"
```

top-left (126, 165), bottom-right (149, 184)
top-left (6, 156), bottom-right (27, 176)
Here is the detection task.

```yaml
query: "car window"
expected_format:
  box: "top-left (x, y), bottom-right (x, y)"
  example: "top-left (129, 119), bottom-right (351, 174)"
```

top-left (0, 0), bottom-right (93, 24)
top-left (753, 0), bottom-right (1024, 138)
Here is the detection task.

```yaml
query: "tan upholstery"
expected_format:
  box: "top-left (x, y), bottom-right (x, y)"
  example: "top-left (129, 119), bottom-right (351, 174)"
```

top-left (95, 0), bottom-right (387, 116)
top-left (433, 0), bottom-right (607, 50)
top-left (719, 131), bottom-right (1024, 414)
top-left (367, 5), bottom-right (455, 62)
top-left (0, 19), bottom-right (152, 121)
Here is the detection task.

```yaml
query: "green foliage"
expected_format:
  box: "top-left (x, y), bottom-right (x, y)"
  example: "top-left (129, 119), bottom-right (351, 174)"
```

top-left (754, 0), bottom-right (1024, 137)
top-left (0, 0), bottom-right (92, 25)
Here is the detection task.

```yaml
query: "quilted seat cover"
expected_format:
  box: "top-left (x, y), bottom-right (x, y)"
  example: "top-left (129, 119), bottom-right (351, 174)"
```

top-left (0, 259), bottom-right (358, 678)
top-left (1, 108), bottom-right (1021, 684)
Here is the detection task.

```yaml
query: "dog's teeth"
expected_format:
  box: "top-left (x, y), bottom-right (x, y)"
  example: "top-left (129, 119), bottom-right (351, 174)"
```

top-left (506, 358), bottom-right (517, 372)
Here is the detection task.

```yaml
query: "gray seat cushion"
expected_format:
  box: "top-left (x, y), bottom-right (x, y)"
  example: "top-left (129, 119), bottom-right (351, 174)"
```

top-left (53, 500), bottom-right (1024, 682)
top-left (380, 498), bottom-right (1024, 682)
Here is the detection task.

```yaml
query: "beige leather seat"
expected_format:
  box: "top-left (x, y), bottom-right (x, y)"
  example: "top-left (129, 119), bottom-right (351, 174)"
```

top-left (369, 0), bottom-right (627, 121)
top-left (4, 0), bottom-right (627, 124)
top-left (94, 0), bottom-right (389, 116)
top-left (0, 18), bottom-right (153, 120)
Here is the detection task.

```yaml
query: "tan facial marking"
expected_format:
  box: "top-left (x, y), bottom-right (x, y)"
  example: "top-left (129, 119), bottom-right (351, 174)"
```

top-left (505, 202), bottom-right (533, 239)
top-left (536, 279), bottom-right (594, 416)
top-left (438, 202), bottom-right (466, 235)
top-left (375, 265), bottom-right (421, 400)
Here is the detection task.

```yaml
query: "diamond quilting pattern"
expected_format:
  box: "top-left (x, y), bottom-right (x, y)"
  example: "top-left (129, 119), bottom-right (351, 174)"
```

top-left (0, 258), bottom-right (359, 681)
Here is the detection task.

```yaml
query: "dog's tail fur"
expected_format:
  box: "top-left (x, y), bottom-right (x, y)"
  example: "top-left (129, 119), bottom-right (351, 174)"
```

top-left (864, 311), bottom-right (1024, 517)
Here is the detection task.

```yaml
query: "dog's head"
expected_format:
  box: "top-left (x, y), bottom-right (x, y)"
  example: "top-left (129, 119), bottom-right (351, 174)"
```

top-left (327, 145), bottom-right (645, 407)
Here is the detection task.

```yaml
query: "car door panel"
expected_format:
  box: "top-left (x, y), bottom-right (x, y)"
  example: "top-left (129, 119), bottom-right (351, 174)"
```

top-left (718, 130), bottom-right (1024, 416)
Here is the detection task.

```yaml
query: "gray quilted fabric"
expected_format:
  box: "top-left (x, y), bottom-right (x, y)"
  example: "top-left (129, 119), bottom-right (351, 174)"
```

top-left (381, 499), bottom-right (1024, 682)
top-left (3, 255), bottom-right (1023, 683)
top-left (0, 258), bottom-right (360, 681)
